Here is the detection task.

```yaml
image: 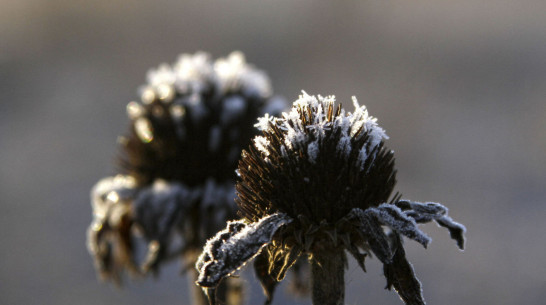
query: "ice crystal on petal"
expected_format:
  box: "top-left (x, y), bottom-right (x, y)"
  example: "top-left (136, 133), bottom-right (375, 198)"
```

top-left (196, 213), bottom-right (292, 287)
top-left (394, 200), bottom-right (466, 250)
top-left (370, 204), bottom-right (431, 248)
top-left (436, 215), bottom-right (466, 250)
top-left (254, 136), bottom-right (271, 156)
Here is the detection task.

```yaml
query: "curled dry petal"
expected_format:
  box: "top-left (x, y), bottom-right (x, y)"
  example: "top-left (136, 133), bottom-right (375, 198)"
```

top-left (254, 251), bottom-right (278, 305)
top-left (436, 215), bottom-right (466, 250)
top-left (132, 181), bottom-right (190, 273)
top-left (370, 204), bottom-right (432, 248)
top-left (394, 200), bottom-right (466, 250)
top-left (395, 200), bottom-right (447, 223)
top-left (87, 175), bottom-right (139, 284)
top-left (196, 213), bottom-right (292, 288)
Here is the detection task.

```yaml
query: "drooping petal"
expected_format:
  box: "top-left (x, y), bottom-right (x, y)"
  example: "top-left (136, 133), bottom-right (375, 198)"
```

top-left (254, 245), bottom-right (304, 305)
top-left (394, 200), bottom-right (447, 223)
top-left (345, 241), bottom-right (368, 273)
top-left (370, 204), bottom-right (431, 248)
top-left (269, 245), bottom-right (302, 282)
top-left (394, 200), bottom-right (466, 249)
top-left (133, 181), bottom-right (190, 273)
top-left (347, 208), bottom-right (393, 264)
top-left (436, 216), bottom-right (466, 250)
top-left (87, 175), bottom-right (139, 284)
top-left (254, 251), bottom-right (278, 305)
top-left (383, 233), bottom-right (425, 305)
top-left (196, 213), bottom-right (292, 288)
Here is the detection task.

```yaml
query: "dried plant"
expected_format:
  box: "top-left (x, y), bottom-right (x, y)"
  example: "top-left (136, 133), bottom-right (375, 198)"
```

top-left (86, 51), bottom-right (285, 304)
top-left (196, 92), bottom-right (465, 305)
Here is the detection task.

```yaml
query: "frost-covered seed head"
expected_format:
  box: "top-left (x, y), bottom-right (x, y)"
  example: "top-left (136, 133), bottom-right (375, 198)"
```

top-left (237, 92), bottom-right (396, 224)
top-left (120, 51), bottom-right (285, 187)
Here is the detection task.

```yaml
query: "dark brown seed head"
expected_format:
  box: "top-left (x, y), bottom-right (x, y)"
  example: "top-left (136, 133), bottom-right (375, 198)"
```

top-left (237, 92), bottom-right (396, 224)
top-left (119, 52), bottom-right (286, 187)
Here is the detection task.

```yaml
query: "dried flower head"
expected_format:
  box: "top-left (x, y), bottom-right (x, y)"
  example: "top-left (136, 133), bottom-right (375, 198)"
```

top-left (87, 51), bottom-right (285, 284)
top-left (196, 92), bottom-right (465, 305)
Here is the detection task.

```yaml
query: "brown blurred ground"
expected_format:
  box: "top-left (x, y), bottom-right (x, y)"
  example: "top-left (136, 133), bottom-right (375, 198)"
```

top-left (1, 1), bottom-right (545, 304)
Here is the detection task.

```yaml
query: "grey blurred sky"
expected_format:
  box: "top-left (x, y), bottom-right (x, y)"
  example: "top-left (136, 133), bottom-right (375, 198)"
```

top-left (1, 1), bottom-right (545, 304)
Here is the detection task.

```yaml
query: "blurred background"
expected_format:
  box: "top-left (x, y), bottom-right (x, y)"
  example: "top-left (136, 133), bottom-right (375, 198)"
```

top-left (1, 1), bottom-right (545, 304)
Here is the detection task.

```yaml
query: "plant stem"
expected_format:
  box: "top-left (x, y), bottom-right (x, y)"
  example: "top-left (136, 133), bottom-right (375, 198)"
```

top-left (310, 249), bottom-right (345, 305)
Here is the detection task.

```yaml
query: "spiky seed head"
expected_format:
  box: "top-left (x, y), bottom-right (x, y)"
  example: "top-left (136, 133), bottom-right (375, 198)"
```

top-left (119, 51), bottom-right (286, 187)
top-left (237, 92), bottom-right (396, 224)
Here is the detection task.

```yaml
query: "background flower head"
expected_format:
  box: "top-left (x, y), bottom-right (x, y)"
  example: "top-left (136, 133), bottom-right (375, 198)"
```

top-left (87, 51), bottom-right (286, 283)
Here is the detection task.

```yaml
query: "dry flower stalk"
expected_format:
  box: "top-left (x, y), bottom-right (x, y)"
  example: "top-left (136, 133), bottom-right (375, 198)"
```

top-left (196, 92), bottom-right (465, 305)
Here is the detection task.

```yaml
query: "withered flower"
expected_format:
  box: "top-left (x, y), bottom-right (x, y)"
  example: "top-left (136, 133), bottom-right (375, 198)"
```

top-left (86, 51), bottom-right (285, 290)
top-left (196, 92), bottom-right (465, 305)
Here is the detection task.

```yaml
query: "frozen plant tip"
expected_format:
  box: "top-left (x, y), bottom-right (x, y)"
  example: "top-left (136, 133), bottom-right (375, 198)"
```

top-left (86, 50), bottom-right (285, 300)
top-left (196, 92), bottom-right (465, 305)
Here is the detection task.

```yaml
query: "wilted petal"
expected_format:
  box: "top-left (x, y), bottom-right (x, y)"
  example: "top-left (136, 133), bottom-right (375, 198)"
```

top-left (87, 175), bottom-right (139, 284)
top-left (436, 216), bottom-right (466, 250)
top-left (269, 245), bottom-right (301, 282)
top-left (347, 208), bottom-right (393, 264)
top-left (254, 251), bottom-right (278, 305)
top-left (394, 200), bottom-right (446, 223)
top-left (133, 181), bottom-right (190, 273)
top-left (370, 204), bottom-right (431, 248)
top-left (383, 233), bottom-right (425, 305)
top-left (394, 200), bottom-right (466, 249)
top-left (345, 241), bottom-right (368, 273)
top-left (196, 213), bottom-right (292, 288)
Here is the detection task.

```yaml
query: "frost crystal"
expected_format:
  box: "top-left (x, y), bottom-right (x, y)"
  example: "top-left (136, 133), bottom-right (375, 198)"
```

top-left (140, 51), bottom-right (277, 131)
top-left (254, 113), bottom-right (274, 132)
top-left (146, 64), bottom-right (176, 87)
top-left (251, 91), bottom-right (388, 166)
top-left (196, 213), bottom-right (292, 287)
top-left (254, 136), bottom-right (271, 157)
top-left (214, 51), bottom-right (272, 98)
top-left (173, 52), bottom-right (213, 93)
top-left (368, 204), bottom-right (431, 248)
